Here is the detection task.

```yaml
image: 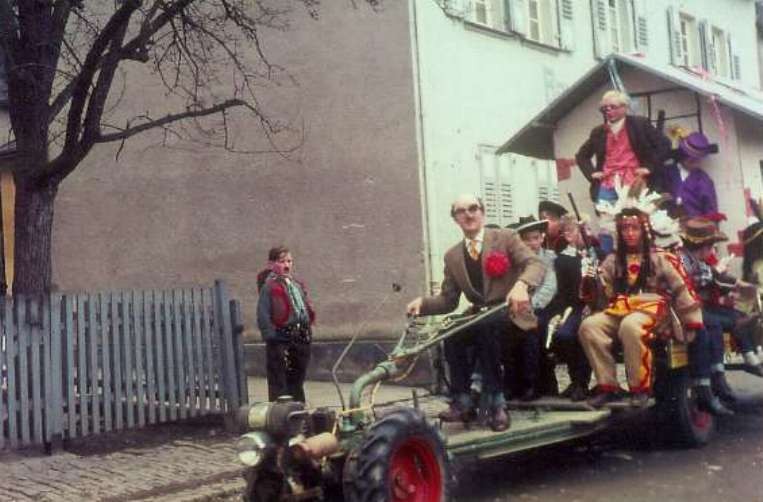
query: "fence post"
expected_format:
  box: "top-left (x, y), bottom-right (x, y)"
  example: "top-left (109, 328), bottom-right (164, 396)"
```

top-left (213, 280), bottom-right (240, 412)
top-left (229, 299), bottom-right (248, 406)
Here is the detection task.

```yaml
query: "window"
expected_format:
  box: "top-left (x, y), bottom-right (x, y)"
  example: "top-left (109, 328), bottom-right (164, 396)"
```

top-left (524, 0), bottom-right (557, 46)
top-left (528, 0), bottom-right (541, 42)
top-left (679, 14), bottom-right (699, 67)
top-left (710, 27), bottom-right (728, 77)
top-left (593, 0), bottom-right (638, 57)
top-left (468, 0), bottom-right (506, 31)
top-left (465, 0), bottom-right (562, 47)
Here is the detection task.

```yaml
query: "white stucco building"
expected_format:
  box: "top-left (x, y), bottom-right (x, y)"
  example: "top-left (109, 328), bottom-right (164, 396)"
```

top-left (412, 0), bottom-right (761, 290)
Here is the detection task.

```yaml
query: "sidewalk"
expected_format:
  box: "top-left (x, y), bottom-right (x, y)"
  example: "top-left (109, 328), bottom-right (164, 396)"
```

top-left (0, 378), bottom-right (417, 502)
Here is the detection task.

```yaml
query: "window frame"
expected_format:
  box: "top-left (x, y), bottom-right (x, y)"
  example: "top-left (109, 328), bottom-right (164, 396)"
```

top-left (710, 26), bottom-right (728, 77)
top-left (679, 13), bottom-right (699, 67)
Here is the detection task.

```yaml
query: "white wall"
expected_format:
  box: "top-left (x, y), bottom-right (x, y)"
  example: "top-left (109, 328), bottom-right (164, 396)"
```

top-left (411, 0), bottom-right (759, 288)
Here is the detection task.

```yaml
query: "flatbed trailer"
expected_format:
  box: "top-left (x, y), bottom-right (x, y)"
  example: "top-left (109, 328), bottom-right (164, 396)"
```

top-left (233, 301), bottom-right (760, 502)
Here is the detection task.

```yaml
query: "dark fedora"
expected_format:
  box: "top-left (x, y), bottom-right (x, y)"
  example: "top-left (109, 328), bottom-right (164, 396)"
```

top-left (680, 217), bottom-right (728, 247)
top-left (538, 200), bottom-right (568, 218)
top-left (679, 132), bottom-right (718, 160)
top-left (515, 215), bottom-right (548, 236)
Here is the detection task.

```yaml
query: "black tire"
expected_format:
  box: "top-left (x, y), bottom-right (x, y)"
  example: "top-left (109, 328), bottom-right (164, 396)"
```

top-left (653, 367), bottom-right (715, 447)
top-left (343, 407), bottom-right (449, 502)
top-left (242, 465), bottom-right (287, 502)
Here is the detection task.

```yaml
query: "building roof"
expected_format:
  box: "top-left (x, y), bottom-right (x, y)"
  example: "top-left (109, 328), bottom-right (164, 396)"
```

top-left (496, 53), bottom-right (763, 159)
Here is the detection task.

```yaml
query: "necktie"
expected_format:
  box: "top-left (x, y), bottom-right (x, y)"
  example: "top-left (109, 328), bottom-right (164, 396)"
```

top-left (468, 239), bottom-right (479, 261)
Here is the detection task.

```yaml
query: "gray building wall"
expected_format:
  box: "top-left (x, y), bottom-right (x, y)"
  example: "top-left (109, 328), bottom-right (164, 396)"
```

top-left (51, 1), bottom-right (424, 342)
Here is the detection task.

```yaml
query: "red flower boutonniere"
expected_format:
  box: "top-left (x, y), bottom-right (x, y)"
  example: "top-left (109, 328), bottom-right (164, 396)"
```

top-left (484, 251), bottom-right (511, 278)
top-left (628, 263), bottom-right (641, 275)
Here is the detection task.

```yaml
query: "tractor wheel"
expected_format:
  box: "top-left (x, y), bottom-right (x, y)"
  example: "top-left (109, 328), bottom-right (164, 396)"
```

top-left (343, 407), bottom-right (449, 502)
top-left (653, 367), bottom-right (715, 447)
top-left (242, 466), bottom-right (286, 502)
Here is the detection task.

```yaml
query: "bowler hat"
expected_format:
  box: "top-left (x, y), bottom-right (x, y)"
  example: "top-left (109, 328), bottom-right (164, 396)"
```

top-left (515, 215), bottom-right (549, 236)
top-left (679, 132), bottom-right (717, 160)
top-left (680, 217), bottom-right (728, 247)
top-left (538, 200), bottom-right (568, 218)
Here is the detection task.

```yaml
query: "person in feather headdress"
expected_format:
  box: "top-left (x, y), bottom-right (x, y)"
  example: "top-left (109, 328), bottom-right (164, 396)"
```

top-left (579, 179), bottom-right (704, 408)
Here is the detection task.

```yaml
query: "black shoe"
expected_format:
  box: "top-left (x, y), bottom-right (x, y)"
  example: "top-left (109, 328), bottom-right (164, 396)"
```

top-left (711, 372), bottom-right (737, 404)
top-left (490, 407), bottom-right (511, 432)
top-left (743, 363), bottom-right (763, 378)
top-left (438, 404), bottom-right (475, 423)
top-left (587, 387), bottom-right (626, 408)
top-left (519, 388), bottom-right (541, 402)
top-left (569, 384), bottom-right (589, 402)
top-left (629, 392), bottom-right (650, 408)
top-left (559, 383), bottom-right (575, 399)
top-left (694, 385), bottom-right (734, 416)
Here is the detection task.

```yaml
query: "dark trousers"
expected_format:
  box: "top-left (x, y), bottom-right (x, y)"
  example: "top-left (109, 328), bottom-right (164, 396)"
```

top-left (705, 305), bottom-right (755, 353)
top-left (503, 310), bottom-right (547, 398)
top-left (553, 309), bottom-right (591, 387)
top-left (689, 327), bottom-right (712, 379)
top-left (266, 341), bottom-right (311, 402)
top-left (444, 315), bottom-right (506, 408)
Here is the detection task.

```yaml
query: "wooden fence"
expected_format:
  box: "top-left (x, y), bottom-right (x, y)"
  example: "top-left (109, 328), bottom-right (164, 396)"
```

top-left (0, 280), bottom-right (247, 450)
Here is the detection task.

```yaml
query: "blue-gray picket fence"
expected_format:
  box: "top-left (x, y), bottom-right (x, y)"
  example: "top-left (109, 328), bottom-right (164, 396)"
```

top-left (0, 280), bottom-right (247, 450)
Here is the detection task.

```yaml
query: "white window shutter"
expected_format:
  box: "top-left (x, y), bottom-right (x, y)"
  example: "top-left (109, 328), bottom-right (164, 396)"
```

top-left (478, 149), bottom-right (500, 226)
top-left (556, 0), bottom-right (575, 50)
top-left (508, 0), bottom-right (527, 37)
top-left (666, 7), bottom-right (683, 66)
top-left (591, 0), bottom-right (609, 59)
top-left (497, 156), bottom-right (515, 225)
top-left (727, 33), bottom-right (741, 80)
top-left (631, 0), bottom-right (648, 51)
top-left (698, 20), bottom-right (709, 70)
top-left (635, 15), bottom-right (648, 51)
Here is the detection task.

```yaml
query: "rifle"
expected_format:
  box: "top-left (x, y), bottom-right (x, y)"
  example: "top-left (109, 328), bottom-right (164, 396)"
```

top-left (567, 193), bottom-right (606, 310)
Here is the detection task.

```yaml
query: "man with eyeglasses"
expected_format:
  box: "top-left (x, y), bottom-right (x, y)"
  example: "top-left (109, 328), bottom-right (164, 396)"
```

top-left (576, 91), bottom-right (671, 202)
top-left (575, 90), bottom-right (671, 252)
top-left (407, 194), bottom-right (545, 431)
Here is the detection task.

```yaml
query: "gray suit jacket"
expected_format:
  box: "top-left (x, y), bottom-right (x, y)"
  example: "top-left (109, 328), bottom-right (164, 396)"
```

top-left (420, 228), bottom-right (546, 315)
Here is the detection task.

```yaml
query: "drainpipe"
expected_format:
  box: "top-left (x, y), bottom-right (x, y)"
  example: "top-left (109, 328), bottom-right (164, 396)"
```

top-left (408, 0), bottom-right (433, 293)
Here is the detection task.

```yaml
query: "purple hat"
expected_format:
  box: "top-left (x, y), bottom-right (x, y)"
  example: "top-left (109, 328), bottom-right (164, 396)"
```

top-left (679, 132), bottom-right (715, 160)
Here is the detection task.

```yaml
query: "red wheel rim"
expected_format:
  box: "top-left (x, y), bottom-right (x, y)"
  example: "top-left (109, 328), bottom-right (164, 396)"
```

top-left (389, 437), bottom-right (443, 502)
top-left (689, 391), bottom-right (712, 430)
top-left (690, 405), bottom-right (711, 430)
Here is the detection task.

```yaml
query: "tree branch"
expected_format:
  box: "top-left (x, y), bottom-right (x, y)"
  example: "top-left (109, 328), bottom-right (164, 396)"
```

top-left (63, 0), bottom-right (140, 156)
top-left (94, 98), bottom-right (247, 144)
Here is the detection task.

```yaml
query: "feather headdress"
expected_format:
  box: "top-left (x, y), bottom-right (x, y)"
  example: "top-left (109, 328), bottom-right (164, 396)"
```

top-left (595, 177), bottom-right (661, 218)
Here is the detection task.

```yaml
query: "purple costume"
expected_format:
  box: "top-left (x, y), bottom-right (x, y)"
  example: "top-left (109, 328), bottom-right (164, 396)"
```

top-left (664, 162), bottom-right (718, 218)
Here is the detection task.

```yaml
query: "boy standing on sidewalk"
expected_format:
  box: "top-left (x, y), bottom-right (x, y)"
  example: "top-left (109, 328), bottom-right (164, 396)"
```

top-left (257, 246), bottom-right (315, 402)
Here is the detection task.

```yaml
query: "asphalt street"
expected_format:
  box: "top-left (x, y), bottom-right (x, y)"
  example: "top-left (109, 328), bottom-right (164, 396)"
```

top-left (454, 371), bottom-right (763, 502)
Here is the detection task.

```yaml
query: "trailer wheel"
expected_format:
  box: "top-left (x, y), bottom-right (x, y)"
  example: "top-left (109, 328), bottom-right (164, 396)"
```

top-left (654, 367), bottom-right (714, 447)
top-left (242, 466), bottom-right (286, 502)
top-left (343, 407), bottom-right (448, 502)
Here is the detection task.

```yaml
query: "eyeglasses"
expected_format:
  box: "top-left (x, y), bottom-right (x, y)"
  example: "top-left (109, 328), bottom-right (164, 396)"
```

top-left (453, 204), bottom-right (482, 217)
top-left (599, 104), bottom-right (624, 112)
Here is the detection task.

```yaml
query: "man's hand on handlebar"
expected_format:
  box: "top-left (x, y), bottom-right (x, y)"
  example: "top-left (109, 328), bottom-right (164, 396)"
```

top-left (506, 281), bottom-right (530, 317)
top-left (406, 297), bottom-right (423, 317)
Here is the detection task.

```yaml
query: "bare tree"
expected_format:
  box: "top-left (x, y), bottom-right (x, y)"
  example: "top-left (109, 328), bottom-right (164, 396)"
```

top-left (0, 0), bottom-right (380, 296)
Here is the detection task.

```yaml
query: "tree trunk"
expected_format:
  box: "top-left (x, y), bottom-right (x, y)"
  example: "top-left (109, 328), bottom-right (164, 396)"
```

top-left (12, 176), bottom-right (58, 296)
